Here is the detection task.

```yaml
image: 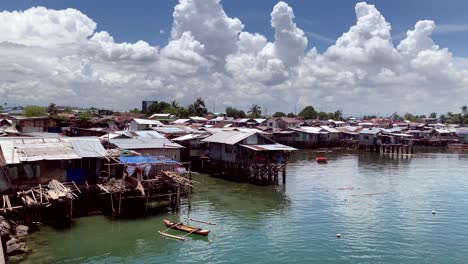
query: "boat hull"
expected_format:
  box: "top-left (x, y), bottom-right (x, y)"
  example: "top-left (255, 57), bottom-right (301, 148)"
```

top-left (316, 157), bottom-right (328, 163)
top-left (163, 219), bottom-right (210, 236)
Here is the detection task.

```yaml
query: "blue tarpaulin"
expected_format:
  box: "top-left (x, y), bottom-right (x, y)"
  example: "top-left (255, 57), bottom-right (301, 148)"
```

top-left (119, 156), bottom-right (178, 165)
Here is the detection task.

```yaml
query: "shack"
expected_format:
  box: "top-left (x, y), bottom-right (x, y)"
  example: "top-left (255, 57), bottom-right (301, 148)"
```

top-left (202, 129), bottom-right (296, 184)
top-left (12, 116), bottom-right (58, 133)
top-left (97, 156), bottom-right (191, 217)
top-left (108, 137), bottom-right (183, 161)
top-left (0, 137), bottom-right (107, 191)
top-left (129, 118), bottom-right (163, 131)
top-left (266, 117), bottom-right (301, 129)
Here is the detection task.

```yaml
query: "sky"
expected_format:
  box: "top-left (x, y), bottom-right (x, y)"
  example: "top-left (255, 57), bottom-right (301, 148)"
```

top-left (0, 0), bottom-right (468, 116)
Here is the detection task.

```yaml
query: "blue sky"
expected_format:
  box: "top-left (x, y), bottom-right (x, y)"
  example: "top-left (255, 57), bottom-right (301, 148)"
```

top-left (2, 0), bottom-right (468, 56)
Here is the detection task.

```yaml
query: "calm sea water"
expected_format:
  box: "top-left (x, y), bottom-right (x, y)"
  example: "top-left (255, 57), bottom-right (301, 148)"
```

top-left (19, 150), bottom-right (468, 264)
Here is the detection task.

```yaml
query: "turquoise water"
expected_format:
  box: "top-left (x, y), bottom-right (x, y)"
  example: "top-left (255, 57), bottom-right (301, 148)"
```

top-left (20, 150), bottom-right (468, 263)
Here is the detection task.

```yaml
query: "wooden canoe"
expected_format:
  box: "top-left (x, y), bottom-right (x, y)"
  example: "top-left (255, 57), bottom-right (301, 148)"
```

top-left (163, 219), bottom-right (210, 236)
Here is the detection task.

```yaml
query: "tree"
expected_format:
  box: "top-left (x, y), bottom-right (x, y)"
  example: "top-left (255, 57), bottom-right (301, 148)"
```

top-left (226, 107), bottom-right (246, 118)
top-left (429, 112), bottom-right (437, 119)
top-left (187, 98), bottom-right (208, 117)
top-left (333, 110), bottom-right (343, 120)
top-left (439, 114), bottom-right (446, 123)
top-left (248, 104), bottom-right (262, 118)
top-left (24, 106), bottom-right (47, 117)
top-left (63, 107), bottom-right (73, 113)
top-left (404, 112), bottom-right (415, 122)
top-left (272, 112), bottom-right (286, 117)
top-left (317, 111), bottom-right (330, 120)
top-left (147, 101), bottom-right (171, 116)
top-left (129, 108), bottom-right (141, 114)
top-left (298, 106), bottom-right (317, 120)
top-left (287, 112), bottom-right (296, 118)
top-left (47, 103), bottom-right (58, 116)
top-left (79, 111), bottom-right (93, 122)
top-left (462, 105), bottom-right (468, 115)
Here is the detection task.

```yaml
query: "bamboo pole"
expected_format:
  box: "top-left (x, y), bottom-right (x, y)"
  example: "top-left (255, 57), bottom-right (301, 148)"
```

top-left (158, 231), bottom-right (185, 241)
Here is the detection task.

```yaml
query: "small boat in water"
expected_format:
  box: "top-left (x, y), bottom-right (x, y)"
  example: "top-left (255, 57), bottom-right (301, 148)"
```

top-left (163, 219), bottom-right (210, 236)
top-left (316, 156), bottom-right (328, 163)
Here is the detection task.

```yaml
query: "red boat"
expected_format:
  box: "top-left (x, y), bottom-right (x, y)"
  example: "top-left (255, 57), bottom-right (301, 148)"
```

top-left (316, 156), bottom-right (328, 163)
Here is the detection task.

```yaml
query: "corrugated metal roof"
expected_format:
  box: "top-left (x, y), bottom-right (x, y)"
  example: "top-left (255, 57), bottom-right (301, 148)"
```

top-left (119, 156), bottom-right (178, 164)
top-left (190, 116), bottom-right (208, 121)
top-left (254, 119), bottom-right (266, 123)
top-left (320, 126), bottom-right (341, 133)
top-left (132, 118), bottom-right (163, 125)
top-left (359, 128), bottom-right (382, 135)
top-left (172, 119), bottom-right (191, 124)
top-left (132, 130), bottom-right (165, 139)
top-left (202, 130), bottom-right (256, 145)
top-left (172, 134), bottom-right (209, 141)
top-left (290, 127), bottom-right (326, 134)
top-left (7, 138), bottom-right (80, 164)
top-left (151, 126), bottom-right (187, 134)
top-left (239, 144), bottom-right (297, 151)
top-left (0, 137), bottom-right (109, 165)
top-left (66, 138), bottom-right (107, 158)
top-left (110, 138), bottom-right (183, 149)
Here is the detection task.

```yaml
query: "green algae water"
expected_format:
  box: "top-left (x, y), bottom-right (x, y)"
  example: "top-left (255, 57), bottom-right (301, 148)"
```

top-left (19, 150), bottom-right (468, 263)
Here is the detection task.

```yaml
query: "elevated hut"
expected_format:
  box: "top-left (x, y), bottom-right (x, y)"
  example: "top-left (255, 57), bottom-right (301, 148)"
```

top-left (201, 129), bottom-right (296, 185)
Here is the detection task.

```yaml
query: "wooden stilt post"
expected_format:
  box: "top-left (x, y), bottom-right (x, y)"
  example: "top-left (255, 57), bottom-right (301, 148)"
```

top-left (282, 165), bottom-right (286, 185)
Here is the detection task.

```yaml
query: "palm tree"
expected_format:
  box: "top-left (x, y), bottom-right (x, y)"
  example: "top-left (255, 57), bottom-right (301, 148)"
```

top-left (248, 104), bottom-right (262, 118)
top-left (461, 105), bottom-right (468, 115)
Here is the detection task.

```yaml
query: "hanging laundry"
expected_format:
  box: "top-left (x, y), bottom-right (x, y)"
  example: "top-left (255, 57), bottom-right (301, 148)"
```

top-left (126, 166), bottom-right (136, 177)
top-left (144, 165), bottom-right (151, 178)
top-left (136, 166), bottom-right (144, 181)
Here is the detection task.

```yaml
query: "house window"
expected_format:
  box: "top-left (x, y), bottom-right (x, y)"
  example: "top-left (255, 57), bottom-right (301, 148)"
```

top-left (364, 136), bottom-right (369, 140)
top-left (269, 122), bottom-right (273, 126)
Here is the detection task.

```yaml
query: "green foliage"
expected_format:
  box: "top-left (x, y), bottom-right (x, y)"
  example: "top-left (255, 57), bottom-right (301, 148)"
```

top-left (287, 112), bottom-right (296, 117)
top-left (429, 112), bottom-right (437, 119)
top-left (248, 104), bottom-right (262, 118)
top-left (392, 114), bottom-right (404, 122)
top-left (79, 111), bottom-right (93, 122)
top-left (47, 103), bottom-right (58, 116)
top-left (226, 107), bottom-right (246, 118)
top-left (129, 108), bottom-right (141, 114)
top-left (187, 98), bottom-right (208, 117)
top-left (333, 110), bottom-right (343, 121)
top-left (272, 112), bottom-right (286, 117)
top-left (63, 107), bottom-right (73, 113)
top-left (317, 111), bottom-right (331, 120)
top-left (404, 112), bottom-right (415, 122)
top-left (147, 101), bottom-right (171, 116)
top-left (298, 106), bottom-right (317, 120)
top-left (24, 106), bottom-right (47, 117)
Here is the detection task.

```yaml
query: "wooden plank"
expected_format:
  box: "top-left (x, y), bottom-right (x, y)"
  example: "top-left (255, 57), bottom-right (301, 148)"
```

top-left (47, 190), bottom-right (59, 200)
top-left (158, 231), bottom-right (185, 241)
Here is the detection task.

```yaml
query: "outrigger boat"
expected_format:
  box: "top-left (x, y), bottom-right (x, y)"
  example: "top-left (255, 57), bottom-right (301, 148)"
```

top-left (162, 219), bottom-right (210, 236)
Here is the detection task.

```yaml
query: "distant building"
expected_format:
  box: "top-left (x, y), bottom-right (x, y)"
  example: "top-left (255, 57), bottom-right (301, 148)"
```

top-left (141, 101), bottom-right (156, 114)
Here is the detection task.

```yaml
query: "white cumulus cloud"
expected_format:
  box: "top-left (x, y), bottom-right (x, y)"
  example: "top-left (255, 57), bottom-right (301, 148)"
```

top-left (0, 1), bottom-right (467, 115)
